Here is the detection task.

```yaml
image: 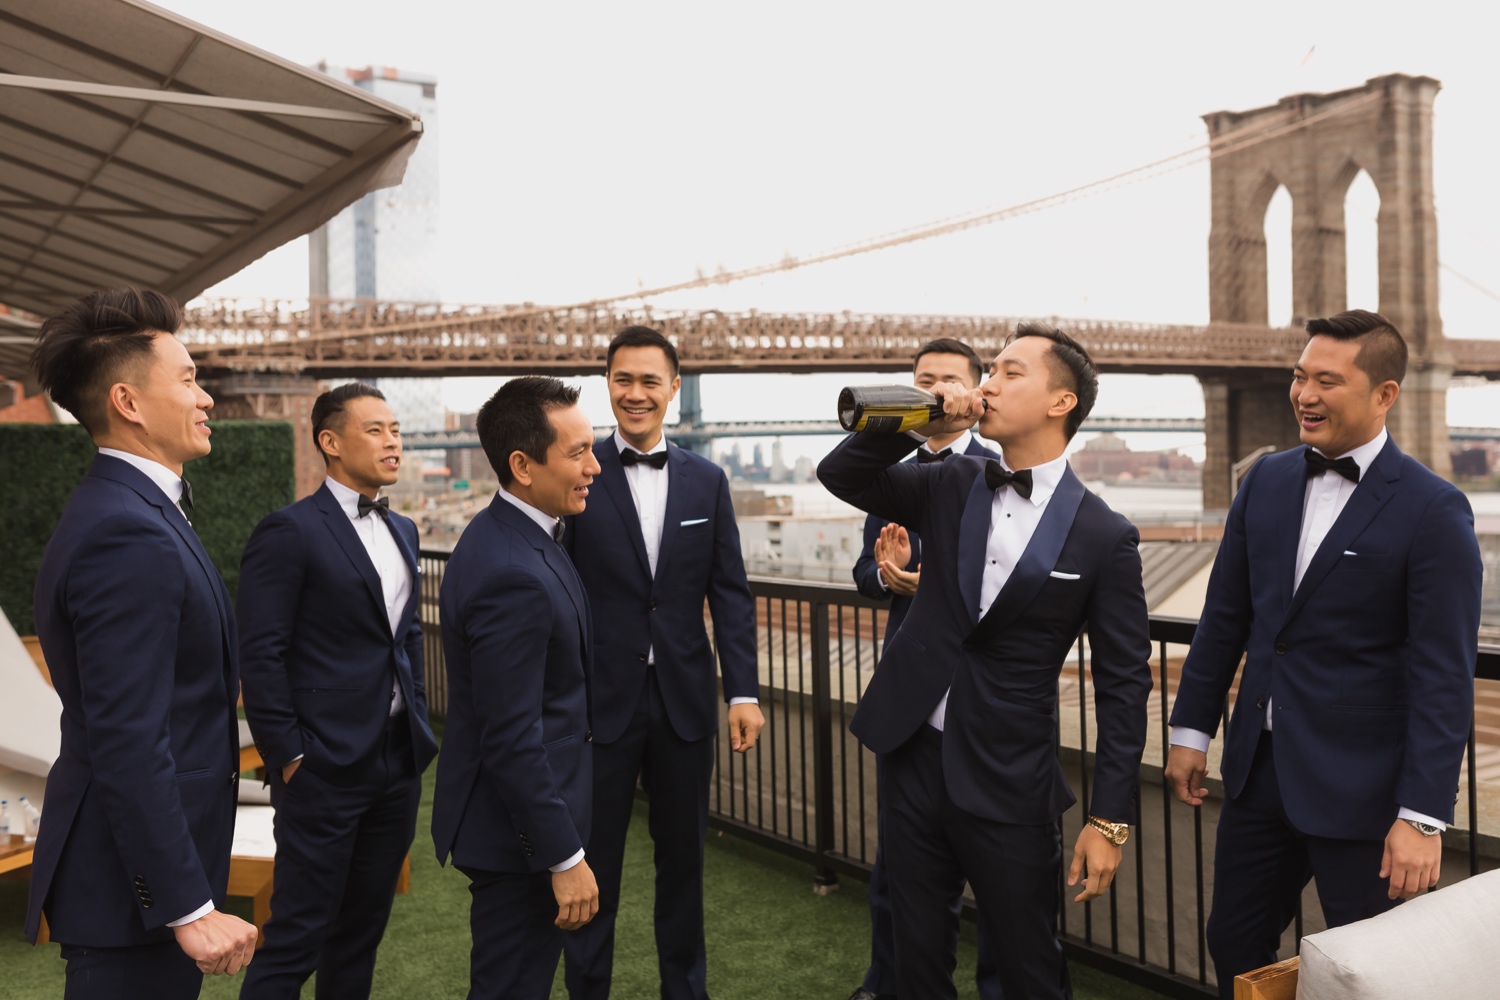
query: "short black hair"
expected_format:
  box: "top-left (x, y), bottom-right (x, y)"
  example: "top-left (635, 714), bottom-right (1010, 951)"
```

top-left (478, 376), bottom-right (581, 485)
top-left (1305, 309), bottom-right (1408, 387)
top-left (607, 326), bottom-right (679, 376)
top-left (913, 338), bottom-right (984, 386)
top-left (30, 287), bottom-right (182, 436)
top-left (1007, 323), bottom-right (1099, 440)
top-left (311, 382), bottom-right (387, 461)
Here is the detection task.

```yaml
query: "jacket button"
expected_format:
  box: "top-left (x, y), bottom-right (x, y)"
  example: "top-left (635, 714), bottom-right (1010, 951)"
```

top-left (1274, 643), bottom-right (1288, 655)
top-left (586, 731), bottom-right (593, 743)
top-left (229, 771), bottom-right (239, 786)
top-left (1256, 698), bottom-right (1266, 709)
top-left (638, 652), bottom-right (648, 661)
top-left (648, 600), bottom-right (657, 611)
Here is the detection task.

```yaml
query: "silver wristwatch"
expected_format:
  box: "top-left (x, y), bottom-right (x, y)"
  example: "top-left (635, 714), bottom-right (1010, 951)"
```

top-left (1403, 818), bottom-right (1442, 837)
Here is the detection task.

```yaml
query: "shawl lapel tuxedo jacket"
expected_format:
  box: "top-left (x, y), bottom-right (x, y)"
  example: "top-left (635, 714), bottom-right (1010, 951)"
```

top-left (236, 483), bottom-right (439, 784)
top-left (852, 436), bottom-right (1002, 641)
top-left (1168, 437), bottom-right (1482, 839)
top-left (432, 494), bottom-right (594, 873)
top-left (820, 433), bottom-right (1152, 825)
top-left (564, 436), bottom-right (759, 745)
top-left (28, 453), bottom-right (240, 946)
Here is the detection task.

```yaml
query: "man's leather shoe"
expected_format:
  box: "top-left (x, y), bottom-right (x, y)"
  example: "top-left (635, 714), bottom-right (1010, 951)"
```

top-left (846, 989), bottom-right (896, 1000)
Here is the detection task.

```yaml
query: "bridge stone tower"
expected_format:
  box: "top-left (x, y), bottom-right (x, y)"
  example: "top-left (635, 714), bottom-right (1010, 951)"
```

top-left (1200, 73), bottom-right (1451, 509)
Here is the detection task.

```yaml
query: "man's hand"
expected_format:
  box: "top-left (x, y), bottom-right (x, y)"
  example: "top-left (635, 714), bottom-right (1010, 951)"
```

top-left (727, 702), bottom-right (765, 753)
top-left (172, 909), bottom-right (258, 975)
top-left (874, 524), bottom-right (919, 595)
top-left (1164, 745), bottom-right (1210, 806)
top-left (916, 382), bottom-right (984, 438)
top-left (553, 859), bottom-right (600, 930)
top-left (1067, 825), bottom-right (1123, 903)
top-left (1381, 820), bottom-right (1442, 900)
top-left (281, 758), bottom-right (301, 784)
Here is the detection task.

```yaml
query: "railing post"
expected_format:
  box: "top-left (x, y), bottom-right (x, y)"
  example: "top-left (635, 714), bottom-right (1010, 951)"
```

top-left (810, 598), bottom-right (839, 894)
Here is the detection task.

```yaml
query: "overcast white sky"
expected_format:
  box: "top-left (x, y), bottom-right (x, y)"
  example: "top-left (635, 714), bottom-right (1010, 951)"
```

top-left (162, 1), bottom-right (1500, 457)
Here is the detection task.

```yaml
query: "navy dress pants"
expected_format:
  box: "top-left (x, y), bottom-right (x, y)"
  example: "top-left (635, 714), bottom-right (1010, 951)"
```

top-left (61, 941), bottom-right (202, 1000)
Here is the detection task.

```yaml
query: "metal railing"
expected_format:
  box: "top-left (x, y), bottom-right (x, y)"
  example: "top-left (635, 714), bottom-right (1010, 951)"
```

top-left (416, 549), bottom-right (1500, 998)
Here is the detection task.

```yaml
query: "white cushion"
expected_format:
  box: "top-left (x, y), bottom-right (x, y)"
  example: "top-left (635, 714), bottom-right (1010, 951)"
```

top-left (1298, 868), bottom-right (1500, 999)
top-left (0, 608), bottom-right (61, 780)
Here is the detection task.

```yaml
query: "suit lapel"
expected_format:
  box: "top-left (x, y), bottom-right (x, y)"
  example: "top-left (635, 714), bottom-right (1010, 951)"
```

top-left (597, 437), bottom-right (653, 578)
top-left (1282, 437), bottom-right (1402, 627)
top-left (491, 495), bottom-right (591, 649)
top-left (955, 471), bottom-right (994, 625)
top-left (386, 514), bottom-right (421, 627)
top-left (315, 486), bottom-right (388, 623)
top-left (1271, 453), bottom-right (1306, 614)
top-left (965, 465), bottom-right (1087, 644)
top-left (653, 444), bottom-right (691, 584)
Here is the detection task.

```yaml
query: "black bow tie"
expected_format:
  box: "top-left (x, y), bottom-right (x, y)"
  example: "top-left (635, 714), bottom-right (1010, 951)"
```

top-left (178, 478), bottom-right (194, 514)
top-left (358, 494), bottom-right (390, 519)
top-left (917, 448), bottom-right (953, 464)
top-left (1304, 449), bottom-right (1361, 484)
top-left (620, 448), bottom-right (668, 470)
top-left (984, 461), bottom-right (1034, 499)
top-left (553, 519), bottom-right (566, 544)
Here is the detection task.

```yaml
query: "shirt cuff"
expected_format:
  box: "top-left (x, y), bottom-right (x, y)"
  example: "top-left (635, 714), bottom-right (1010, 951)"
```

top-left (728, 697), bottom-right (759, 706)
top-left (1397, 807), bottom-right (1447, 832)
top-left (167, 901), bottom-right (215, 927)
top-left (875, 568), bottom-right (890, 592)
top-left (1169, 727), bottom-right (1212, 754)
top-left (549, 849), bottom-right (586, 873)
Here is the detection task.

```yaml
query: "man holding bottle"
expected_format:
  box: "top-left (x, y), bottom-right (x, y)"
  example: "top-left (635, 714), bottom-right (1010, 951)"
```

top-left (847, 338), bottom-right (1003, 1000)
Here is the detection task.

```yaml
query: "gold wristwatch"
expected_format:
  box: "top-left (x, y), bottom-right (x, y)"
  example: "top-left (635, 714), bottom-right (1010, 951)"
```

top-left (1087, 816), bottom-right (1129, 846)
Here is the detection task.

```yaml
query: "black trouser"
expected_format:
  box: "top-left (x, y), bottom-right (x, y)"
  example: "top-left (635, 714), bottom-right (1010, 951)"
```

top-left (61, 940), bottom-right (202, 1000)
top-left (563, 667), bottom-right (716, 1000)
top-left (240, 714), bottom-right (420, 1000)
top-left (884, 725), bottom-right (1070, 1000)
top-left (1205, 732), bottom-right (1398, 1000)
top-left (459, 865), bottom-right (565, 1000)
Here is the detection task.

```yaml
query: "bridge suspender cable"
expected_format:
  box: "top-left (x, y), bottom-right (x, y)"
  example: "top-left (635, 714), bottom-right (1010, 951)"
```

top-left (538, 93), bottom-right (1385, 314)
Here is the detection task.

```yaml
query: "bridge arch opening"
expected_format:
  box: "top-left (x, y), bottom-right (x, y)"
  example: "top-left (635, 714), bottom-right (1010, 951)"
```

top-left (1263, 183), bottom-right (1294, 327)
top-left (1344, 168), bottom-right (1381, 313)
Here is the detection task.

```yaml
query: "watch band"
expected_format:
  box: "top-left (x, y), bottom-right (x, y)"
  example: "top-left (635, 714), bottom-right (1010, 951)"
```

top-left (1087, 815), bottom-right (1130, 846)
top-left (1402, 818), bottom-right (1442, 837)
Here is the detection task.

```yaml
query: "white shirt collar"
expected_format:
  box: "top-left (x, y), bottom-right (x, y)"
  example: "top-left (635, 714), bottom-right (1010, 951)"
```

top-left (97, 448), bottom-right (184, 505)
top-left (323, 475), bottom-right (380, 522)
top-left (922, 430), bottom-right (974, 457)
top-left (497, 485), bottom-right (560, 538)
top-left (1317, 427), bottom-right (1388, 475)
top-left (613, 428), bottom-right (667, 458)
top-left (996, 451), bottom-right (1069, 507)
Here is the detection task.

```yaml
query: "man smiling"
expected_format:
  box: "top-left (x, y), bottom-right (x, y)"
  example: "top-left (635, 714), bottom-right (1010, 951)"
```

top-left (562, 327), bottom-right (761, 1000)
top-left (1166, 310), bottom-right (1483, 999)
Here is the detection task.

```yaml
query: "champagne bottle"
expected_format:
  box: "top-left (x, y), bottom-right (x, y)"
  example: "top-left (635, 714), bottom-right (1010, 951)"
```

top-left (837, 385), bottom-right (945, 433)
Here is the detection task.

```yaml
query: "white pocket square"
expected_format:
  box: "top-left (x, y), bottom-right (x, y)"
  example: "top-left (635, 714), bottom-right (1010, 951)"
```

top-left (1049, 570), bottom-right (1082, 580)
top-left (1343, 550), bottom-right (1357, 556)
top-left (680, 518), bottom-right (708, 527)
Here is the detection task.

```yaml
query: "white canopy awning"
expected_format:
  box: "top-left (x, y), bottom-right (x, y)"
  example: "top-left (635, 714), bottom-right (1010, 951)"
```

top-left (0, 0), bottom-right (424, 317)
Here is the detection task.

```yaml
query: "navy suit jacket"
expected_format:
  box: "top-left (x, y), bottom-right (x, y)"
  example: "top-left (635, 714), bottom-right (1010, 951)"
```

top-left (1168, 438), bottom-right (1482, 839)
top-left (852, 436), bottom-right (1001, 642)
top-left (432, 495), bottom-right (594, 873)
top-left (820, 433), bottom-right (1152, 825)
top-left (28, 454), bottom-right (240, 946)
top-left (564, 437), bottom-right (758, 744)
top-left (236, 484), bottom-right (439, 784)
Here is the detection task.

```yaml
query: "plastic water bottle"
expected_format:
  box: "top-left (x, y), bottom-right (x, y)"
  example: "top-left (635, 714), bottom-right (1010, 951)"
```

top-left (0, 800), bottom-right (10, 842)
top-left (19, 796), bottom-right (39, 842)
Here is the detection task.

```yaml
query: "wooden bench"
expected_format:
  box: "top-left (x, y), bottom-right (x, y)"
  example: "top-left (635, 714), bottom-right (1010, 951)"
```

top-left (1235, 956), bottom-right (1298, 999)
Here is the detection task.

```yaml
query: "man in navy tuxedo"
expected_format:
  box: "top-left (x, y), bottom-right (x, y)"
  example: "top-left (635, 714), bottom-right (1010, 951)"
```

top-left (432, 376), bottom-right (602, 999)
top-left (561, 326), bottom-right (762, 1000)
top-left (236, 382), bottom-right (439, 999)
top-left (819, 325), bottom-right (1152, 1000)
top-left (847, 338), bottom-right (1003, 1000)
top-left (1165, 311), bottom-right (1482, 999)
top-left (27, 288), bottom-right (258, 998)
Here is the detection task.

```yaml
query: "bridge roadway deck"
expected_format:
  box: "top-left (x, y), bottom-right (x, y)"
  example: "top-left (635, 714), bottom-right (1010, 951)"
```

top-left (181, 299), bottom-right (1500, 379)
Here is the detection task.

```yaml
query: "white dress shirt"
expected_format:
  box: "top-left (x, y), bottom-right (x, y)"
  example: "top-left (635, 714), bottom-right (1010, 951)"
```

top-left (98, 450), bottom-right (214, 926)
top-left (324, 477), bottom-right (410, 716)
top-left (614, 431), bottom-right (758, 708)
top-left (927, 452), bottom-right (1069, 731)
top-left (496, 487), bottom-right (586, 873)
top-left (875, 432), bottom-right (975, 593)
top-left (1169, 429), bottom-right (1444, 830)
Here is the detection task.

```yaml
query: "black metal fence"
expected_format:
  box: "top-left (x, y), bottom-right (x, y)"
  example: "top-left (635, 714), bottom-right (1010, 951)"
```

top-left (417, 549), bottom-right (1500, 998)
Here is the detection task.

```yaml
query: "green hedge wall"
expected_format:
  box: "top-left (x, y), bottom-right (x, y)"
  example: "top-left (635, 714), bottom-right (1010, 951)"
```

top-left (0, 421), bottom-right (295, 635)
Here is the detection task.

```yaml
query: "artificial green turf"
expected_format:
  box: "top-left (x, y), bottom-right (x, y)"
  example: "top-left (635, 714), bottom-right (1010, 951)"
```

top-left (0, 764), bottom-right (1166, 999)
